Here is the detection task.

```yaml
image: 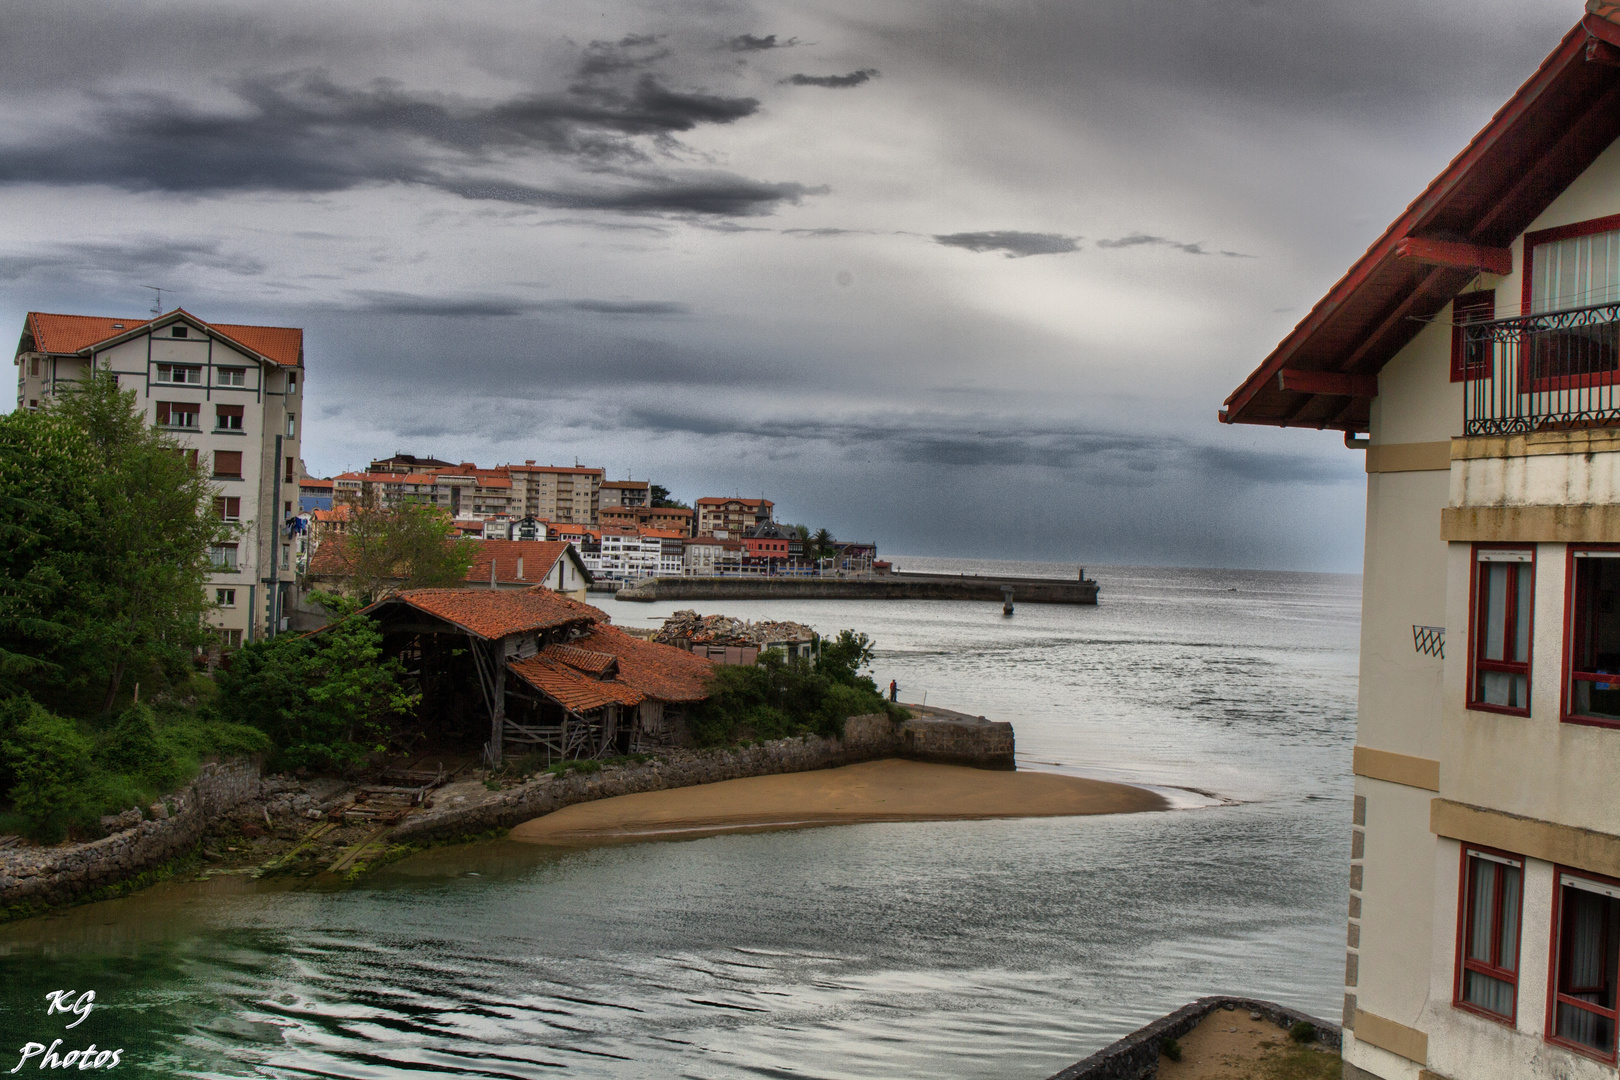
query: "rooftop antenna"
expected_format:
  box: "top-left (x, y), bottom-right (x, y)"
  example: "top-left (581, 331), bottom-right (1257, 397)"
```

top-left (141, 285), bottom-right (164, 316)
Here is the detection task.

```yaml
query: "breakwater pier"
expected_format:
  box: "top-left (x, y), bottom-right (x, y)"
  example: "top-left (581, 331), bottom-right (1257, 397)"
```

top-left (612, 570), bottom-right (1099, 604)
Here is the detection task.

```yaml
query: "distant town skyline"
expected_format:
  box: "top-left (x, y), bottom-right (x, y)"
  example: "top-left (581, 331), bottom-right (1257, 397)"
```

top-left (0, 0), bottom-right (1574, 571)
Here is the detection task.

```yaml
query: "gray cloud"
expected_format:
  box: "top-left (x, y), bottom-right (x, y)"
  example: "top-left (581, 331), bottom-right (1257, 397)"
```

top-left (0, 67), bottom-right (818, 217)
top-left (728, 34), bottom-right (799, 51)
top-left (0, 238), bottom-right (264, 283)
top-left (1093, 232), bottom-right (1252, 257)
top-left (934, 231), bottom-right (1081, 257)
top-left (340, 292), bottom-right (690, 317)
top-left (783, 70), bottom-right (879, 89)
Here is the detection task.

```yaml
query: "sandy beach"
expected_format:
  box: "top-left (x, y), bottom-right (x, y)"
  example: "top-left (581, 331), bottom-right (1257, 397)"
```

top-left (509, 758), bottom-right (1169, 845)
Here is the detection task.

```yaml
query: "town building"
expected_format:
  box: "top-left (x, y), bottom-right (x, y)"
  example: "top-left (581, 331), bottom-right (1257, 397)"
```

top-left (299, 476), bottom-right (333, 512)
top-left (505, 462), bottom-right (604, 525)
top-left (14, 308), bottom-right (303, 648)
top-left (300, 537), bottom-right (592, 615)
top-left (696, 496), bottom-right (774, 538)
top-left (367, 453), bottom-right (454, 475)
top-left (600, 479), bottom-right (650, 509)
top-left (683, 535), bottom-right (746, 575)
top-left (1221, 7), bottom-right (1620, 1076)
top-left (599, 503), bottom-right (696, 536)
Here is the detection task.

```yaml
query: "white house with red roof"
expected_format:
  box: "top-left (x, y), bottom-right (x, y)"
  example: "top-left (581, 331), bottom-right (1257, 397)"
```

top-left (14, 308), bottom-right (304, 649)
top-left (1225, 5), bottom-right (1620, 1077)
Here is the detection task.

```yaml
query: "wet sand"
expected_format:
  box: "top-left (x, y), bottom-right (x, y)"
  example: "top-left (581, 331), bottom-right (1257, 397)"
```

top-left (509, 758), bottom-right (1169, 845)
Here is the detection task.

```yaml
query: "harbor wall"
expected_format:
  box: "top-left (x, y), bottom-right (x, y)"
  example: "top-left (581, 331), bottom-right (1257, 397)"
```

top-left (614, 573), bottom-right (1098, 604)
top-left (0, 760), bottom-right (263, 917)
top-left (1044, 996), bottom-right (1341, 1080)
top-left (394, 712), bottom-right (1016, 841)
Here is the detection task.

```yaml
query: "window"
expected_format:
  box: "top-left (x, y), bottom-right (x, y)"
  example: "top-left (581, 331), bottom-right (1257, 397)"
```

top-left (215, 404), bottom-right (243, 431)
top-left (1551, 872), bottom-right (1620, 1060)
top-left (1455, 848), bottom-right (1522, 1021)
top-left (213, 450), bottom-right (243, 479)
top-left (217, 628), bottom-right (242, 650)
top-left (213, 496), bottom-right (240, 521)
top-left (1450, 291), bottom-right (1495, 382)
top-left (155, 364), bottom-right (201, 384)
top-left (155, 401), bottom-right (199, 429)
top-left (209, 544), bottom-right (238, 571)
top-left (285, 457), bottom-right (294, 483)
top-left (287, 373), bottom-right (297, 394)
top-left (1523, 216), bottom-right (1620, 387)
top-left (215, 588), bottom-right (236, 607)
top-left (29, 357), bottom-right (39, 377)
top-left (1567, 550), bottom-right (1620, 725)
top-left (286, 413), bottom-right (296, 437)
top-left (171, 447), bottom-right (199, 469)
top-left (217, 367), bottom-right (245, 387)
top-left (281, 545), bottom-right (290, 570)
top-left (1470, 548), bottom-right (1534, 713)
top-left (172, 325), bottom-right (188, 338)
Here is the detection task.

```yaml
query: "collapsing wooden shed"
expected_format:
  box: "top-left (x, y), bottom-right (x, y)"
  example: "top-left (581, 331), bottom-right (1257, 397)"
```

top-left (350, 587), bottom-right (713, 765)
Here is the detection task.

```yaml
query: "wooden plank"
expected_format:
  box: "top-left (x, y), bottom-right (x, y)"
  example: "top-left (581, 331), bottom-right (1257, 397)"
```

top-left (1395, 235), bottom-right (1513, 276)
top-left (1276, 370), bottom-right (1379, 397)
top-left (327, 826), bottom-right (392, 874)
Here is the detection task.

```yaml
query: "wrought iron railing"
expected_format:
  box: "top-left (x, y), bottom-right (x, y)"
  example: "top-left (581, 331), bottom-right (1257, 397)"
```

top-left (1463, 302), bottom-right (1620, 435)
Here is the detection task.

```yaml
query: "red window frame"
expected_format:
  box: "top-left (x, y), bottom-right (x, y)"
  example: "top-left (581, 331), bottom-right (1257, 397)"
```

top-left (1546, 867), bottom-right (1620, 1064)
top-left (1562, 545), bottom-right (1620, 729)
top-left (1454, 844), bottom-right (1524, 1025)
top-left (1450, 291), bottom-right (1496, 383)
top-left (1468, 544), bottom-right (1536, 717)
top-left (1520, 212), bottom-right (1620, 393)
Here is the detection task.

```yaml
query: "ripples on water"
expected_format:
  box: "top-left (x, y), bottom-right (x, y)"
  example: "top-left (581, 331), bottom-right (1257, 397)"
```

top-left (0, 562), bottom-right (1359, 1079)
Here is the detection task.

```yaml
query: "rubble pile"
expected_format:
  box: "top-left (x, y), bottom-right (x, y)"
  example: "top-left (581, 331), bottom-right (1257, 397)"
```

top-left (653, 609), bottom-right (816, 648)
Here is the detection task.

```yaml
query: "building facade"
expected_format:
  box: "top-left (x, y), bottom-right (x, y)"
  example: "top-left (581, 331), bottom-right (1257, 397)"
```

top-left (1223, 9), bottom-right (1620, 1077)
top-left (600, 479), bottom-right (650, 509)
top-left (506, 462), bottom-right (604, 524)
top-left (14, 308), bottom-right (304, 647)
top-left (696, 496), bottom-right (773, 538)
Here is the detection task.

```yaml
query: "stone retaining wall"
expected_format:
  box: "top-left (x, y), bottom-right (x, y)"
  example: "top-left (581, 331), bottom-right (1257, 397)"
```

top-left (0, 760), bottom-right (262, 916)
top-left (394, 711), bottom-right (1015, 841)
top-left (1044, 996), bottom-right (1341, 1080)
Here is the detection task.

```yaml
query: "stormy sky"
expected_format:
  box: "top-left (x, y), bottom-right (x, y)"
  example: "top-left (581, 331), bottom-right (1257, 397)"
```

top-left (0, 1), bottom-right (1577, 571)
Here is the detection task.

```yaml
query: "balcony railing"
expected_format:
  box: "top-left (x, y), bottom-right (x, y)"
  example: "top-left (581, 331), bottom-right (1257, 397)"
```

top-left (1464, 302), bottom-right (1620, 435)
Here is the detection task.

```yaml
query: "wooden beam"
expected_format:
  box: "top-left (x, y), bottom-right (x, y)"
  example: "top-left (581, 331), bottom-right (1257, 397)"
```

top-left (1587, 37), bottom-right (1620, 67)
top-left (1395, 235), bottom-right (1513, 276)
top-left (1276, 370), bottom-right (1379, 397)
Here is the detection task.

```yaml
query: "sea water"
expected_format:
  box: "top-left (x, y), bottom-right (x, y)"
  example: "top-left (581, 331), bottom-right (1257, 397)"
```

top-left (0, 562), bottom-right (1359, 1079)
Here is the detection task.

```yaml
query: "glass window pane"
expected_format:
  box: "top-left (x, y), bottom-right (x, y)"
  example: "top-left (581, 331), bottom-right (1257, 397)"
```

top-left (1514, 566), bottom-right (1532, 663)
top-left (1465, 970), bottom-right (1515, 1017)
top-left (1499, 864), bottom-right (1521, 972)
top-left (1469, 860), bottom-right (1497, 962)
top-left (1484, 563), bottom-right (1508, 661)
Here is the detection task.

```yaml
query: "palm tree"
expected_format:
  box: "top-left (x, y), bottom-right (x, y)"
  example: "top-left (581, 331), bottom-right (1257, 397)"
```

top-left (812, 528), bottom-right (834, 562)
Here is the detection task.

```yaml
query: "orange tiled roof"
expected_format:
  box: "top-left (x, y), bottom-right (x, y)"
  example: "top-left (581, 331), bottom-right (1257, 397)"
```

top-left (380, 586), bottom-right (605, 640)
top-left (504, 464), bottom-right (604, 475)
top-left (695, 497), bottom-right (772, 507)
top-left (544, 642), bottom-right (618, 676)
top-left (311, 506), bottom-right (352, 522)
top-left (507, 654), bottom-right (645, 712)
top-left (573, 624), bottom-right (714, 703)
top-left (26, 313), bottom-right (148, 354)
top-left (23, 311), bottom-right (302, 367)
top-left (464, 540), bottom-right (573, 585)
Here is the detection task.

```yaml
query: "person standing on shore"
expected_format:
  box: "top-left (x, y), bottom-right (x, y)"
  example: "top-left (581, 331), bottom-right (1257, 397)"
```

top-left (889, 679), bottom-right (898, 703)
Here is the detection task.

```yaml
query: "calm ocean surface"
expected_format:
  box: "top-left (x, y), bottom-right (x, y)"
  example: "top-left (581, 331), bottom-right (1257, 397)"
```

top-left (0, 561), bottom-right (1361, 1079)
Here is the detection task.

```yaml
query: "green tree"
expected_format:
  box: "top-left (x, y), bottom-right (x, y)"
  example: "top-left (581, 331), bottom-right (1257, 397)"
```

top-left (0, 371), bottom-right (225, 714)
top-left (649, 483), bottom-right (688, 509)
top-left (3, 703), bottom-right (92, 843)
top-left (816, 629), bottom-right (877, 687)
top-left (316, 486), bottom-right (476, 605)
top-left (811, 528), bottom-right (835, 562)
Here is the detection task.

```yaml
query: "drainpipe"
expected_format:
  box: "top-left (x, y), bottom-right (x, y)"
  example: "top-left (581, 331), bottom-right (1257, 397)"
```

top-left (268, 433), bottom-right (282, 637)
top-left (1344, 431), bottom-right (1370, 449)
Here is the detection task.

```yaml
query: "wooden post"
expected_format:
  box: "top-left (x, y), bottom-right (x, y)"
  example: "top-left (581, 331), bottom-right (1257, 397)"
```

top-left (491, 638), bottom-right (506, 767)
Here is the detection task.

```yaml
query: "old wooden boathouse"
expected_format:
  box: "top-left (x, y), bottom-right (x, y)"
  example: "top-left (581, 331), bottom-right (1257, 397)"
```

top-left (353, 586), bottom-right (713, 765)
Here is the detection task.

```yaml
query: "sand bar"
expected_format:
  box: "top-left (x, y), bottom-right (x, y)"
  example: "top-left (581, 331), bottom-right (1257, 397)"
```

top-left (509, 758), bottom-right (1169, 845)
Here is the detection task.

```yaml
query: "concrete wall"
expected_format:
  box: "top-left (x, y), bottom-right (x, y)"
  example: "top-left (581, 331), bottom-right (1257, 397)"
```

top-left (0, 760), bottom-right (262, 917)
top-left (616, 574), bottom-right (1098, 604)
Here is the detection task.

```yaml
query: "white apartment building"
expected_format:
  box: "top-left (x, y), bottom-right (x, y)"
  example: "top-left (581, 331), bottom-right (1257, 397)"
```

top-left (15, 309), bottom-right (304, 647)
top-left (589, 530), bottom-right (664, 580)
top-left (1224, 7), bottom-right (1620, 1076)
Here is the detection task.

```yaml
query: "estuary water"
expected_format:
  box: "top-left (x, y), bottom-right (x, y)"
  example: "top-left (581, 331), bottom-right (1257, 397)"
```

top-left (0, 562), bottom-right (1360, 1080)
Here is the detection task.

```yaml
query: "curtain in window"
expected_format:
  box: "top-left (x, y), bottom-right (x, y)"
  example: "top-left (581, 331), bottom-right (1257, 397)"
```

top-left (1533, 229), bottom-right (1620, 314)
top-left (1463, 859), bottom-right (1518, 1017)
top-left (1478, 563), bottom-right (1529, 707)
top-left (1558, 889), bottom-right (1618, 1050)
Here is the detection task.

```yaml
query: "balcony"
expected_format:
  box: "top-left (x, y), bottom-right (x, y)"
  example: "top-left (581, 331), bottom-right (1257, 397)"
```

top-left (1463, 303), bottom-right (1620, 435)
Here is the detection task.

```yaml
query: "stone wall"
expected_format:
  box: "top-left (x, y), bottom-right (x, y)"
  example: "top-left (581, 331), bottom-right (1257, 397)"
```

top-left (394, 711), bottom-right (1014, 841)
top-left (0, 760), bottom-right (262, 916)
top-left (1044, 996), bottom-right (1341, 1080)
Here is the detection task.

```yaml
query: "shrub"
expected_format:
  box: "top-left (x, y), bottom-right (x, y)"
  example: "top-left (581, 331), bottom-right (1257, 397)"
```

top-left (1289, 1020), bottom-right (1316, 1044)
top-left (1160, 1037), bottom-right (1182, 1062)
top-left (3, 703), bottom-right (93, 842)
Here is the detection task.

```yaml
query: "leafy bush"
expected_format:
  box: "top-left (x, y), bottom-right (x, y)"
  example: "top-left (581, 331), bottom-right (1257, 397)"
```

top-left (215, 614), bottom-right (417, 770)
top-left (685, 630), bottom-right (903, 747)
top-left (1160, 1037), bottom-right (1182, 1062)
top-left (1289, 1020), bottom-right (1316, 1044)
top-left (3, 703), bottom-right (92, 843)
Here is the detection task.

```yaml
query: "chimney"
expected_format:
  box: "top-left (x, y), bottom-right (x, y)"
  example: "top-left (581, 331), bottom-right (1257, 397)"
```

top-left (517, 555), bottom-right (524, 579)
top-left (490, 560), bottom-right (497, 588)
top-left (526, 460), bottom-right (535, 466)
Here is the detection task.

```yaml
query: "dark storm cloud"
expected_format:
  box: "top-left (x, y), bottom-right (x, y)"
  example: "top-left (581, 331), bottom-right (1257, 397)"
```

top-left (0, 68), bottom-right (814, 216)
top-left (933, 231), bottom-right (1081, 257)
top-left (728, 34), bottom-right (800, 51)
top-left (616, 405), bottom-right (1357, 485)
top-left (341, 292), bottom-right (689, 317)
top-left (1094, 233), bottom-right (1253, 257)
top-left (783, 70), bottom-right (879, 89)
top-left (0, 238), bottom-right (264, 282)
